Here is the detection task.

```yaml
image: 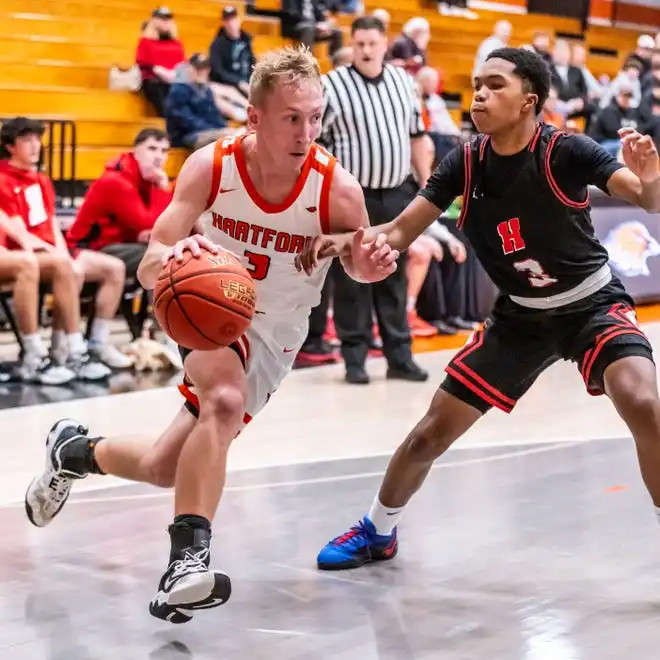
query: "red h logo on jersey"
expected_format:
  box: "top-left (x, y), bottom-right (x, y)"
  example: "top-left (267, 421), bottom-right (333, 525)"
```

top-left (497, 218), bottom-right (526, 255)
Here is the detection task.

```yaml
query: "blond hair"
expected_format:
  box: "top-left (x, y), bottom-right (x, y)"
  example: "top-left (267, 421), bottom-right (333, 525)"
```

top-left (249, 46), bottom-right (321, 107)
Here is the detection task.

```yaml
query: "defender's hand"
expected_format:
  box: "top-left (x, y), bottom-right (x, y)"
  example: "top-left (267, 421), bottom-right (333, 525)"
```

top-left (349, 228), bottom-right (400, 282)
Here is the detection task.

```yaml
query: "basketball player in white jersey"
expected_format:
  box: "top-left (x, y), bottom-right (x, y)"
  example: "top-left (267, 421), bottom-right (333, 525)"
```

top-left (23, 46), bottom-right (399, 624)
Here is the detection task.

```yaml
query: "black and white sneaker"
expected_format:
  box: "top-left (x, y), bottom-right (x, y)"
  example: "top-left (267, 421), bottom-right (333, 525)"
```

top-left (149, 546), bottom-right (231, 624)
top-left (17, 355), bottom-right (76, 385)
top-left (24, 419), bottom-right (90, 528)
top-left (66, 351), bottom-right (111, 381)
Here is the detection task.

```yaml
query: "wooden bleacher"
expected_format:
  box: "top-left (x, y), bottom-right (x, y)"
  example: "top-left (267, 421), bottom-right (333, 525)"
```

top-left (0, 0), bottom-right (652, 183)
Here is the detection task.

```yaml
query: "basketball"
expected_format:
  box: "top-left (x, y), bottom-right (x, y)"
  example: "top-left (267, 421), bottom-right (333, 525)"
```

top-left (153, 248), bottom-right (256, 351)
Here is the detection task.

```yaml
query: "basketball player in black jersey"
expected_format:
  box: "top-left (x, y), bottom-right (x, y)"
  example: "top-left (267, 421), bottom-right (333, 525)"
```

top-left (296, 47), bottom-right (660, 569)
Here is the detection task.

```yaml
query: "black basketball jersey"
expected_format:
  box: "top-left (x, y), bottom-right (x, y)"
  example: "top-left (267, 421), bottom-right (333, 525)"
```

top-left (426, 123), bottom-right (617, 299)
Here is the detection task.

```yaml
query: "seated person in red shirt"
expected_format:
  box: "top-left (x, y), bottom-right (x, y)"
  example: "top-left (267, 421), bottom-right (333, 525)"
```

top-left (67, 128), bottom-right (172, 280)
top-left (136, 7), bottom-right (186, 116)
top-left (0, 118), bottom-right (130, 374)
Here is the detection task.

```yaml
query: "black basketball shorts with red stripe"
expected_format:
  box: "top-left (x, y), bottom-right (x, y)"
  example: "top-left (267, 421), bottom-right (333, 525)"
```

top-left (441, 278), bottom-right (654, 414)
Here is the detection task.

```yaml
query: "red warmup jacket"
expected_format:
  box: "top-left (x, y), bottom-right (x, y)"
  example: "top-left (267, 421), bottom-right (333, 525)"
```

top-left (0, 160), bottom-right (58, 249)
top-left (67, 152), bottom-right (172, 251)
top-left (136, 37), bottom-right (185, 80)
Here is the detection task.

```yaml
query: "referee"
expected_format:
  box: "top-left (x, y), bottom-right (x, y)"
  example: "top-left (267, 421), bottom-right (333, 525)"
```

top-left (320, 15), bottom-right (434, 384)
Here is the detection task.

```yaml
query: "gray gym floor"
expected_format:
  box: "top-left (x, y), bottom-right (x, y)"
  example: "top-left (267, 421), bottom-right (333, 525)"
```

top-left (1, 436), bottom-right (657, 660)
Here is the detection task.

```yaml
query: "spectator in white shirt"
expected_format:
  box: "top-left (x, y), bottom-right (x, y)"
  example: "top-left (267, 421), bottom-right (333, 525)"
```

top-left (571, 43), bottom-right (603, 101)
top-left (417, 67), bottom-right (463, 162)
top-left (473, 21), bottom-right (511, 77)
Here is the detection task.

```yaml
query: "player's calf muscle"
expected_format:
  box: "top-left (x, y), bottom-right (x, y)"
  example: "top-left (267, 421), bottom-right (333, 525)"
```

top-left (407, 389), bottom-right (483, 460)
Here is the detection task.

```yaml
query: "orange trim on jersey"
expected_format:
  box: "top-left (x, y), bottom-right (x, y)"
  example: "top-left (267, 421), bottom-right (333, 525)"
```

top-left (178, 382), bottom-right (200, 411)
top-left (233, 133), bottom-right (314, 214)
top-left (318, 153), bottom-right (337, 235)
top-left (207, 139), bottom-right (226, 209)
top-left (457, 142), bottom-right (472, 231)
top-left (544, 131), bottom-right (590, 209)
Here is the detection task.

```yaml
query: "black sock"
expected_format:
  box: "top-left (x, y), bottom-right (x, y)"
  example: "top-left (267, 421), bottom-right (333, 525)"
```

top-left (60, 435), bottom-right (106, 477)
top-left (86, 437), bottom-right (106, 475)
top-left (168, 515), bottom-right (211, 564)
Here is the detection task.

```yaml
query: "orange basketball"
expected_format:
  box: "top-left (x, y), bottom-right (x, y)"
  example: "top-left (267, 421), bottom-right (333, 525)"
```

top-left (153, 248), bottom-right (256, 351)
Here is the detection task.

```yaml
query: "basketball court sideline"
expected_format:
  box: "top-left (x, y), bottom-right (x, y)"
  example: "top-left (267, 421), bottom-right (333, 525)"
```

top-left (1, 323), bottom-right (660, 659)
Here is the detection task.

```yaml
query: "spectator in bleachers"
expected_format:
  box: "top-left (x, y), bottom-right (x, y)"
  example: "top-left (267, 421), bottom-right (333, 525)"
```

top-left (473, 21), bottom-right (512, 78)
top-left (541, 86), bottom-right (565, 129)
top-left (371, 8), bottom-right (390, 32)
top-left (627, 34), bottom-right (654, 79)
top-left (588, 84), bottom-right (638, 156)
top-left (389, 18), bottom-right (430, 76)
top-left (531, 31), bottom-right (552, 66)
top-left (416, 218), bottom-right (475, 332)
top-left (208, 7), bottom-right (254, 123)
top-left (164, 54), bottom-right (237, 151)
top-left (66, 129), bottom-right (172, 281)
top-left (406, 235), bottom-right (444, 337)
top-left (600, 58), bottom-right (642, 110)
top-left (570, 43), bottom-right (603, 102)
top-left (280, 0), bottom-right (343, 57)
top-left (416, 66), bottom-right (463, 162)
top-left (550, 39), bottom-right (595, 130)
top-left (639, 52), bottom-right (660, 145)
top-left (0, 118), bottom-right (125, 376)
top-left (136, 7), bottom-right (186, 117)
top-left (331, 47), bottom-right (353, 68)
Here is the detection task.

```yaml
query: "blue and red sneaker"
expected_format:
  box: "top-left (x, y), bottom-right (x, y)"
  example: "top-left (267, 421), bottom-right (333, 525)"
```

top-left (317, 517), bottom-right (398, 570)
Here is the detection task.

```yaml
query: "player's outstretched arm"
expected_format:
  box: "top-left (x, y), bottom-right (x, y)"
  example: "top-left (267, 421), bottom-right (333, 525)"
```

top-left (137, 146), bottom-right (220, 290)
top-left (296, 188), bottom-right (441, 278)
top-left (606, 128), bottom-right (660, 213)
top-left (322, 166), bottom-right (402, 283)
top-left (296, 145), bottom-right (463, 276)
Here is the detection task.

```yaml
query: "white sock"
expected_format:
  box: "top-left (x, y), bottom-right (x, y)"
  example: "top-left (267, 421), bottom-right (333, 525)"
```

top-left (368, 496), bottom-right (405, 536)
top-left (51, 329), bottom-right (66, 349)
top-left (23, 333), bottom-right (45, 358)
top-left (406, 296), bottom-right (416, 312)
top-left (89, 318), bottom-right (110, 346)
top-left (67, 332), bottom-right (87, 356)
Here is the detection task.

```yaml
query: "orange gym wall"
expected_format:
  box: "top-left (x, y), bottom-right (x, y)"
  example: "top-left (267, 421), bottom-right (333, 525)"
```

top-left (493, 0), bottom-right (660, 26)
top-left (590, 0), bottom-right (660, 25)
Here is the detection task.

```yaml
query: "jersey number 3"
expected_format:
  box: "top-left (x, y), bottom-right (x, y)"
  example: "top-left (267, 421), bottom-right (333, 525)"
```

top-left (513, 258), bottom-right (558, 288)
top-left (244, 250), bottom-right (271, 281)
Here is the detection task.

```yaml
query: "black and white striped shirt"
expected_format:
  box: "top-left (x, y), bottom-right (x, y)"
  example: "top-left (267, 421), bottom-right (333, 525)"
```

top-left (320, 64), bottom-right (425, 190)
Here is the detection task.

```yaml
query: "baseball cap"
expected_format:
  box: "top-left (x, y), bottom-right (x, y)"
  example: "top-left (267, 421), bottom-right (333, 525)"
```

top-left (637, 35), bottom-right (654, 49)
top-left (152, 6), bottom-right (173, 19)
top-left (189, 53), bottom-right (211, 69)
top-left (222, 6), bottom-right (238, 19)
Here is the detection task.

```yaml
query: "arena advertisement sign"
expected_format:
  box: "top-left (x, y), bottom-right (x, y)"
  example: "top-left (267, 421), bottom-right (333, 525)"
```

top-left (591, 190), bottom-right (660, 303)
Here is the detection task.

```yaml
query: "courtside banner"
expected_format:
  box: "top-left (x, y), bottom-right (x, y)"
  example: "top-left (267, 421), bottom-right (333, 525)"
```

top-left (591, 187), bottom-right (660, 303)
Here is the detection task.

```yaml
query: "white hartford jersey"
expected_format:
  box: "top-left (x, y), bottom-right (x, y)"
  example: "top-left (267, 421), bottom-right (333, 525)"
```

top-left (202, 133), bottom-right (335, 339)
